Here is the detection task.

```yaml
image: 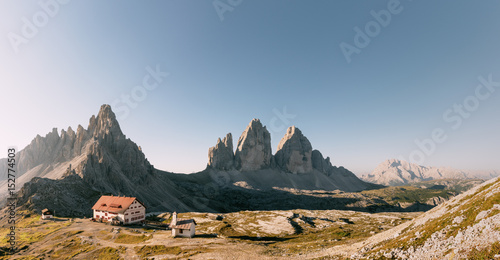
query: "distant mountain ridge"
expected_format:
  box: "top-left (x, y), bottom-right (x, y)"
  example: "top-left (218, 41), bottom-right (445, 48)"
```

top-left (1, 105), bottom-right (376, 216)
top-left (362, 159), bottom-right (499, 186)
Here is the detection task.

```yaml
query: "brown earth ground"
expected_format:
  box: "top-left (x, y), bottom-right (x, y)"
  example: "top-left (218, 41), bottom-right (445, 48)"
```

top-left (0, 209), bottom-right (421, 259)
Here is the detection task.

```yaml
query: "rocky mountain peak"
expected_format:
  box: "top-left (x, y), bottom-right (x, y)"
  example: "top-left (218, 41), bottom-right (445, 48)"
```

top-left (363, 159), bottom-right (470, 186)
top-left (66, 126), bottom-right (75, 137)
top-left (88, 104), bottom-right (124, 142)
top-left (234, 119), bottom-right (272, 171)
top-left (208, 133), bottom-right (234, 170)
top-left (275, 126), bottom-right (313, 174)
top-left (311, 150), bottom-right (333, 174)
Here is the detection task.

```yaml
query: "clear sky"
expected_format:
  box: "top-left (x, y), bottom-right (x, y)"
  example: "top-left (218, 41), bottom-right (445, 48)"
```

top-left (1, 0), bottom-right (499, 175)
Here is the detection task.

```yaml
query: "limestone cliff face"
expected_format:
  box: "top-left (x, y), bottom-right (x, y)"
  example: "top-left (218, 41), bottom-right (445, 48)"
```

top-left (208, 133), bottom-right (234, 170)
top-left (75, 105), bottom-right (154, 192)
top-left (311, 149), bottom-right (333, 174)
top-left (274, 126), bottom-right (313, 174)
top-left (234, 119), bottom-right (273, 171)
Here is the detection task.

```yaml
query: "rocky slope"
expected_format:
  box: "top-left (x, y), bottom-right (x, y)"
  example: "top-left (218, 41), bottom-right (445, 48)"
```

top-left (315, 176), bottom-right (500, 259)
top-left (362, 159), bottom-right (472, 186)
top-left (2, 105), bottom-right (376, 217)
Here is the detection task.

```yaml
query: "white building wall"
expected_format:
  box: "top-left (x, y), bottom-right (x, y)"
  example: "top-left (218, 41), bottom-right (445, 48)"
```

top-left (41, 214), bottom-right (53, 220)
top-left (172, 225), bottom-right (195, 238)
top-left (93, 199), bottom-right (146, 224)
top-left (123, 200), bottom-right (146, 224)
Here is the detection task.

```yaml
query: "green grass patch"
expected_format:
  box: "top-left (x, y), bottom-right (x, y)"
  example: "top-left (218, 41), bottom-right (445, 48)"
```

top-left (134, 245), bottom-right (182, 257)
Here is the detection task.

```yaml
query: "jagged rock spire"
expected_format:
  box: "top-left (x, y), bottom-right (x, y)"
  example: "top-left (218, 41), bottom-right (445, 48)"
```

top-left (311, 149), bottom-right (333, 174)
top-left (88, 104), bottom-right (125, 144)
top-left (88, 104), bottom-right (123, 137)
top-left (275, 126), bottom-right (313, 174)
top-left (234, 119), bottom-right (273, 171)
top-left (208, 133), bottom-right (234, 170)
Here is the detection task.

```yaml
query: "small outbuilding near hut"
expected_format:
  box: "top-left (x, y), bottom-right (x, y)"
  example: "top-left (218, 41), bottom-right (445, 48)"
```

top-left (170, 212), bottom-right (196, 238)
top-left (41, 208), bottom-right (53, 220)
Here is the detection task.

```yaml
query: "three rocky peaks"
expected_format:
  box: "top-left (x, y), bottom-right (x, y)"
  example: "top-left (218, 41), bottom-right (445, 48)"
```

top-left (208, 119), bottom-right (334, 174)
top-left (3, 104), bottom-right (376, 216)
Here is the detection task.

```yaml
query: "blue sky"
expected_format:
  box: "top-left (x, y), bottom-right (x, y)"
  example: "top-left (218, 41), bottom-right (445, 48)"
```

top-left (1, 0), bottom-right (500, 174)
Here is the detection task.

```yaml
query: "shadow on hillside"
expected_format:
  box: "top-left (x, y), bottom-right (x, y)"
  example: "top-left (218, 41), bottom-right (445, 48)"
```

top-left (194, 233), bottom-right (218, 238)
top-left (177, 187), bottom-right (431, 214)
top-left (227, 235), bottom-right (293, 243)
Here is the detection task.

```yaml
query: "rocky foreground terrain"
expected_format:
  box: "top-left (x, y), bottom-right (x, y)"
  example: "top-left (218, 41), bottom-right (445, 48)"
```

top-left (314, 176), bottom-right (500, 259)
top-left (0, 207), bottom-right (421, 259)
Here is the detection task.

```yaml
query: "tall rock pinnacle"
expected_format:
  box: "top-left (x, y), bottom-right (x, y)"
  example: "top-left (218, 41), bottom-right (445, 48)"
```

top-left (275, 126), bottom-right (313, 174)
top-left (208, 133), bottom-right (234, 170)
top-left (234, 119), bottom-right (272, 171)
top-left (88, 104), bottom-right (125, 143)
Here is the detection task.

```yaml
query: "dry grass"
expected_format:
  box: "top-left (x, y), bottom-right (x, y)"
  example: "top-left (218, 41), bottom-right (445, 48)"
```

top-left (0, 214), bottom-right (72, 249)
top-left (134, 245), bottom-right (182, 257)
top-left (113, 233), bottom-right (152, 244)
top-left (463, 241), bottom-right (500, 260)
top-left (86, 247), bottom-right (123, 260)
top-left (372, 178), bottom-right (500, 254)
top-left (51, 237), bottom-right (96, 259)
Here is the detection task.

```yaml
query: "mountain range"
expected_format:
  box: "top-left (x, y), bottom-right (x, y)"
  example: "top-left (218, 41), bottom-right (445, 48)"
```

top-left (361, 159), bottom-right (499, 186)
top-left (0, 105), bottom-right (377, 216)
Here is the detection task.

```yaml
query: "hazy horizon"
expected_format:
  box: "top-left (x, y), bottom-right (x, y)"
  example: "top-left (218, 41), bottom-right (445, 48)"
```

top-left (1, 1), bottom-right (499, 175)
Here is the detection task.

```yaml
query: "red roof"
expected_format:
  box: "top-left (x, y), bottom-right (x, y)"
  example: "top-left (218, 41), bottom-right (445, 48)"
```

top-left (92, 195), bottom-right (145, 214)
